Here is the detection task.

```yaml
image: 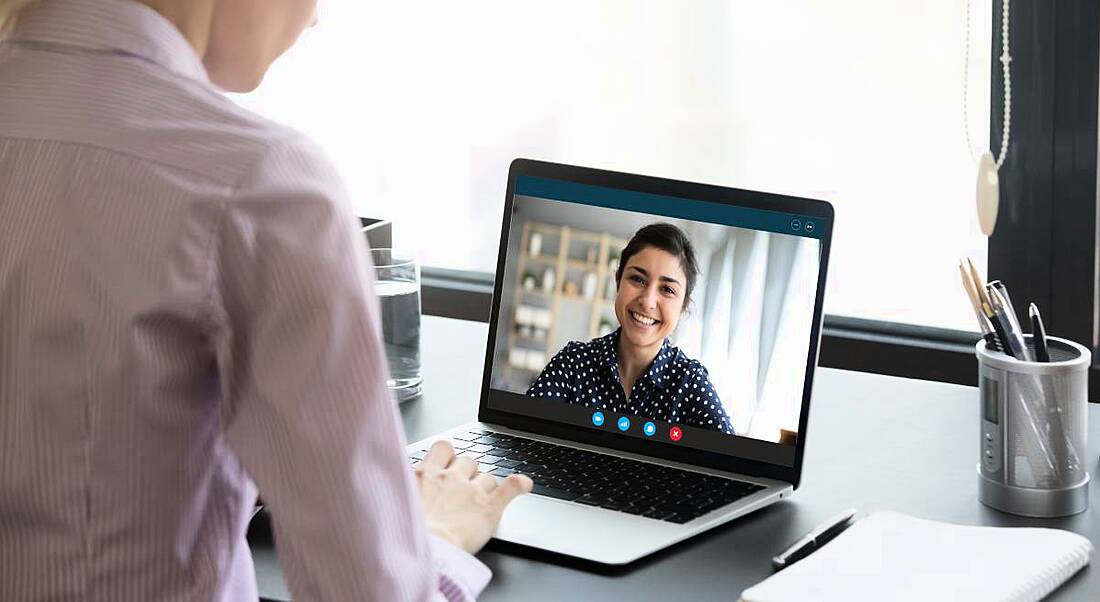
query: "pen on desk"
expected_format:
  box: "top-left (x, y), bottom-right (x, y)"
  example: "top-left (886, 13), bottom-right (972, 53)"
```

top-left (1030, 303), bottom-right (1051, 362)
top-left (772, 508), bottom-right (857, 571)
top-left (988, 286), bottom-right (1033, 361)
top-left (958, 261), bottom-right (1001, 351)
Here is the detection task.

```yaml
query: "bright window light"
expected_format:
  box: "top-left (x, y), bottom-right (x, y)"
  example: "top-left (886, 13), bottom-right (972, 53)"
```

top-left (232, 0), bottom-right (993, 331)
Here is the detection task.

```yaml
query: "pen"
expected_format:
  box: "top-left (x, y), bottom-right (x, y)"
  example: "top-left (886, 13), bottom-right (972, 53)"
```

top-left (772, 508), bottom-right (857, 571)
top-left (958, 261), bottom-right (1001, 351)
top-left (964, 259), bottom-right (1012, 353)
top-left (984, 300), bottom-right (1014, 358)
top-left (1030, 303), bottom-right (1051, 362)
top-left (988, 281), bottom-right (1019, 325)
top-left (988, 287), bottom-right (1033, 361)
top-left (989, 280), bottom-right (1031, 357)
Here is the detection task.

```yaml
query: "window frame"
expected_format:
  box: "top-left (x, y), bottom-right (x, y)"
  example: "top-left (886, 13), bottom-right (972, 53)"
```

top-left (986, 0), bottom-right (1100, 399)
top-left (423, 0), bottom-right (1100, 401)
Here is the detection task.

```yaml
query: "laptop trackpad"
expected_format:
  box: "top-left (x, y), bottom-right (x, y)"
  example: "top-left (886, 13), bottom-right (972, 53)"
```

top-left (493, 492), bottom-right (683, 565)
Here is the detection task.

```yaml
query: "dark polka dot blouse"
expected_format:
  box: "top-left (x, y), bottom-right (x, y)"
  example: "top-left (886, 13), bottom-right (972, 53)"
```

top-left (525, 328), bottom-right (735, 435)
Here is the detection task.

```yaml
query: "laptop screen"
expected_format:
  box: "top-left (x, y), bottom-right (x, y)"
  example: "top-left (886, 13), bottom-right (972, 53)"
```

top-left (483, 164), bottom-right (830, 471)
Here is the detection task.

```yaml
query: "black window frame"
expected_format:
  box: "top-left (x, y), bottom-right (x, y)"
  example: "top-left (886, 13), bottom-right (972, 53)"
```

top-left (987, 0), bottom-right (1100, 400)
top-left (422, 0), bottom-right (1100, 401)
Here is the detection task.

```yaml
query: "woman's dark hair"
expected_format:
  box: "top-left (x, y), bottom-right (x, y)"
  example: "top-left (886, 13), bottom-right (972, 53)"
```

top-left (614, 223), bottom-right (700, 308)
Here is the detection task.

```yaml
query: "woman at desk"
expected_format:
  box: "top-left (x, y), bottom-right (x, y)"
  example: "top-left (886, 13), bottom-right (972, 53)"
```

top-left (0, 1), bottom-right (529, 600)
top-left (527, 223), bottom-right (735, 435)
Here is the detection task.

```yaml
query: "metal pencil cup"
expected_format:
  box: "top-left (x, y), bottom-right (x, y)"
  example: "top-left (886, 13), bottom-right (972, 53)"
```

top-left (977, 335), bottom-right (1090, 517)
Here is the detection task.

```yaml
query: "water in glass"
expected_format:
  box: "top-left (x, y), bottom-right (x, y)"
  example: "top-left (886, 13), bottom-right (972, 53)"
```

top-left (372, 249), bottom-right (423, 402)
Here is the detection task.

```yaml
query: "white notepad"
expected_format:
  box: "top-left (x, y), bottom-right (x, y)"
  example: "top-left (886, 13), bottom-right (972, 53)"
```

top-left (741, 511), bottom-right (1092, 602)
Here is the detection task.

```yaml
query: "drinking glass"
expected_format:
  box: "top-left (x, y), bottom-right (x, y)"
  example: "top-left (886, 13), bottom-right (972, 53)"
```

top-left (371, 248), bottom-right (422, 402)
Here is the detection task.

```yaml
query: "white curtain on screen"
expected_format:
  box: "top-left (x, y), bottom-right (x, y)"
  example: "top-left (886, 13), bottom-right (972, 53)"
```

top-left (675, 228), bottom-right (820, 441)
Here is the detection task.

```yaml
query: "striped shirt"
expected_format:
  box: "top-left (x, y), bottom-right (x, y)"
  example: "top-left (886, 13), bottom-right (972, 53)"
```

top-left (0, 0), bottom-right (488, 600)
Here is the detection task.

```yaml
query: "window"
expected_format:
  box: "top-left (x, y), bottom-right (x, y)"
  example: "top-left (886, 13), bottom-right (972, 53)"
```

top-left (234, 1), bottom-right (1100, 392)
top-left (233, 0), bottom-right (992, 332)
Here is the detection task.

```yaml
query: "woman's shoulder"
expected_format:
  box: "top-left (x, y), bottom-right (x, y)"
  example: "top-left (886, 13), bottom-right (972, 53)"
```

top-left (552, 339), bottom-right (594, 360)
top-left (579, 331), bottom-right (621, 357)
top-left (136, 66), bottom-right (332, 194)
top-left (93, 58), bottom-right (310, 190)
top-left (548, 333), bottom-right (615, 364)
top-left (664, 344), bottom-right (712, 380)
top-left (662, 342), bottom-right (696, 368)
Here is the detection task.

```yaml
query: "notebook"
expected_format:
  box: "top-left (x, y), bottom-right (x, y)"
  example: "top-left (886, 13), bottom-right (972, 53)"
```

top-left (741, 511), bottom-right (1092, 602)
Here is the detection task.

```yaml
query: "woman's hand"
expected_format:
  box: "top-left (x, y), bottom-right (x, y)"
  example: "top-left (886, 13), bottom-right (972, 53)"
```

top-left (415, 439), bottom-right (533, 554)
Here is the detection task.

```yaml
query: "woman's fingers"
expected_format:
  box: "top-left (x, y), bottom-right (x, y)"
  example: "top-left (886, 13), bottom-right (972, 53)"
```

top-left (490, 474), bottom-right (533, 513)
top-left (421, 440), bottom-right (455, 469)
top-left (474, 472), bottom-right (497, 493)
top-left (449, 456), bottom-right (478, 479)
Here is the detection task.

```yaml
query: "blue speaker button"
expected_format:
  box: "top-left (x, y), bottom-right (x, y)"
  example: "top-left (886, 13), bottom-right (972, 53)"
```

top-left (617, 416), bottom-right (631, 431)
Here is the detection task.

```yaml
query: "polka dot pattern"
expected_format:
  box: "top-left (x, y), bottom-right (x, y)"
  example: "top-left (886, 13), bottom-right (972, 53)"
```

top-left (525, 328), bottom-right (735, 435)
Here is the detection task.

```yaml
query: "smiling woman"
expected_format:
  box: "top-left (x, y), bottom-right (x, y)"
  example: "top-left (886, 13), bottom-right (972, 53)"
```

top-left (526, 223), bottom-right (735, 435)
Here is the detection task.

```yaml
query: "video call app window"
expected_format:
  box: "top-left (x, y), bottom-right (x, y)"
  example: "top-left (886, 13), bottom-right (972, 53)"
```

top-left (490, 186), bottom-right (822, 453)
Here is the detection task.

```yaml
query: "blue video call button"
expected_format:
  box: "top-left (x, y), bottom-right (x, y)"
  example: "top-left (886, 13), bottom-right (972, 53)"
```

top-left (617, 416), bottom-right (631, 431)
top-left (643, 421), bottom-right (656, 437)
top-left (591, 411), bottom-right (605, 426)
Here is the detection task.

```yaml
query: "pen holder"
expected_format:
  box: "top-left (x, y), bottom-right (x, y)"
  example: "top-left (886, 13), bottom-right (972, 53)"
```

top-left (976, 335), bottom-right (1090, 517)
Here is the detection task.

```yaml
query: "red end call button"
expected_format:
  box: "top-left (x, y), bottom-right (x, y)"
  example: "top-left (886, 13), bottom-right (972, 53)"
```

top-left (669, 426), bottom-right (683, 442)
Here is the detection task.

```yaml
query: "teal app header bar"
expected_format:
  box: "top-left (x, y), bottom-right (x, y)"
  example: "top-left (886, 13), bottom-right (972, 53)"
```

top-left (515, 175), bottom-right (824, 239)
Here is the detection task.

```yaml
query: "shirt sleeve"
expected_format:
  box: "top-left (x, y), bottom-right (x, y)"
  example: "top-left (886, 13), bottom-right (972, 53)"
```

top-left (210, 133), bottom-right (488, 601)
top-left (682, 366), bottom-right (735, 435)
top-left (525, 342), bottom-right (579, 402)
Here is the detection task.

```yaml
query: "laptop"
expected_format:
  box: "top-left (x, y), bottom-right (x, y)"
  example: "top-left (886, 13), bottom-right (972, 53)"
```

top-left (408, 159), bottom-right (833, 565)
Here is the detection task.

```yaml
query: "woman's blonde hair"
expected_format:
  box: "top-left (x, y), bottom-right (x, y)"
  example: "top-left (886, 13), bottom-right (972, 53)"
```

top-left (0, 0), bottom-right (40, 35)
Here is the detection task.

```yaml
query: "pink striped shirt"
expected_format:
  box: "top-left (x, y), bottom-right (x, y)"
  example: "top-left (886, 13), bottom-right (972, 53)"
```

top-left (0, 1), bottom-right (489, 600)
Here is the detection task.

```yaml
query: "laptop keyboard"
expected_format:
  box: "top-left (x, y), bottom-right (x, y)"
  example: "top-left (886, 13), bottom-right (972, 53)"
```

top-left (408, 428), bottom-right (766, 524)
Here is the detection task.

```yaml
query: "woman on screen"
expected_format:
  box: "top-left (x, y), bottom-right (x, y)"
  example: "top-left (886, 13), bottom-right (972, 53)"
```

top-left (526, 223), bottom-right (735, 435)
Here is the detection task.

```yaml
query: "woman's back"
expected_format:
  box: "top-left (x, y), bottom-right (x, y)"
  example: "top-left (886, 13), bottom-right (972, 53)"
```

top-left (1, 3), bottom-right (533, 601)
top-left (0, 2), bottom-right (323, 599)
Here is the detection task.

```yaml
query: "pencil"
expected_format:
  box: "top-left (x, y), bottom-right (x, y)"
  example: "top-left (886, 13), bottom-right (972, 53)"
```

top-left (958, 262), bottom-right (990, 334)
top-left (960, 259), bottom-right (1002, 351)
top-left (966, 257), bottom-right (992, 309)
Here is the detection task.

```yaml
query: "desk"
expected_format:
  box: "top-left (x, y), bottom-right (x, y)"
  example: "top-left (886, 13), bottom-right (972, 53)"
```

top-left (251, 316), bottom-right (1099, 601)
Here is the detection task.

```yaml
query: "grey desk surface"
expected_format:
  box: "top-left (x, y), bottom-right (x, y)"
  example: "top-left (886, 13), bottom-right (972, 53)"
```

top-left (252, 316), bottom-right (1100, 601)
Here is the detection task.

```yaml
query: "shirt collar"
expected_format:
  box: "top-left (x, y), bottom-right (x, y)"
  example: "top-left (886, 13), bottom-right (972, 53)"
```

top-left (10, 0), bottom-right (209, 84)
top-left (598, 328), bottom-right (675, 390)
